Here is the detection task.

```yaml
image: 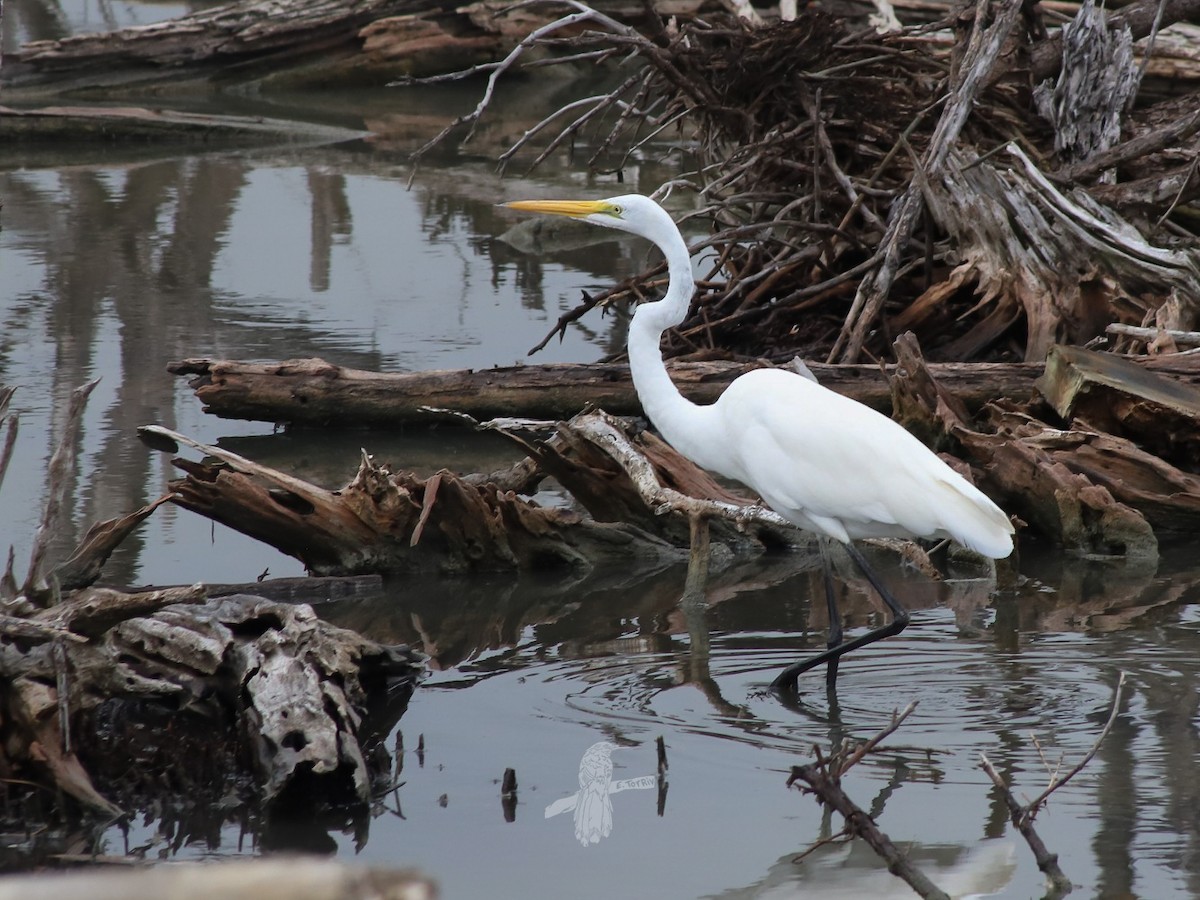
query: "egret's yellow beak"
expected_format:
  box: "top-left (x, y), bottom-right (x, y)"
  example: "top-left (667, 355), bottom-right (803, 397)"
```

top-left (504, 199), bottom-right (614, 219)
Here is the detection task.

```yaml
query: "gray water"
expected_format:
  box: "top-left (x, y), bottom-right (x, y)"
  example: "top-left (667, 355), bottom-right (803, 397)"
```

top-left (3, 69), bottom-right (1200, 900)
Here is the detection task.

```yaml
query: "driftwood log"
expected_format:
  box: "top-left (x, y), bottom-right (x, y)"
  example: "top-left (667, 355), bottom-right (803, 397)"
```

top-left (138, 411), bottom-right (801, 577)
top-left (167, 353), bottom-right (1200, 427)
top-left (0, 585), bottom-right (424, 817)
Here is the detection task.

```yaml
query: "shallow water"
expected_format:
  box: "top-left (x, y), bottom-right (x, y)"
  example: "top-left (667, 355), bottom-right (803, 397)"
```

top-left (3, 79), bottom-right (1200, 899)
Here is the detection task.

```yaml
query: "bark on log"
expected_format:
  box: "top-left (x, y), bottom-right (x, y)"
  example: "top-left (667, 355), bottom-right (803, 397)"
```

top-left (169, 356), bottom-right (1035, 426)
top-left (0, 0), bottom-right (712, 92)
top-left (0, 105), bottom-right (368, 144)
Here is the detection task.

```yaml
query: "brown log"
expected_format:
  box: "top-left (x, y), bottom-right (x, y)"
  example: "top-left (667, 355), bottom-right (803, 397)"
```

top-left (169, 354), bottom-right (1200, 427)
top-left (0, 105), bottom-right (367, 144)
top-left (139, 413), bottom-right (796, 577)
top-left (169, 356), bottom-right (1043, 426)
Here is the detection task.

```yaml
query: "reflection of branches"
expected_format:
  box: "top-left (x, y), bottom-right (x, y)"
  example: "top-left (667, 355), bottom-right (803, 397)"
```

top-left (980, 671), bottom-right (1128, 898)
top-left (0, 388), bottom-right (18, 495)
top-left (398, 0), bottom-right (639, 182)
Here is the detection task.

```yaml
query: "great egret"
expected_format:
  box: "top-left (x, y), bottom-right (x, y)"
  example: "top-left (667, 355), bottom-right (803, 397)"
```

top-left (504, 195), bottom-right (1014, 691)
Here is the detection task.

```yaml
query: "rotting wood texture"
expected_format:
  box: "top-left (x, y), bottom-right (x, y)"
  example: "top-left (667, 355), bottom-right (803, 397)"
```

top-left (139, 412), bottom-right (801, 577)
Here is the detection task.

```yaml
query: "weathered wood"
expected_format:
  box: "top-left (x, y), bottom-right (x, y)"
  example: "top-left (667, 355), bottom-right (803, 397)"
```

top-left (0, 0), bottom-right (711, 92)
top-left (170, 353), bottom-right (1200, 427)
top-left (169, 356), bottom-right (1048, 426)
top-left (0, 587), bottom-right (424, 814)
top-left (920, 143), bottom-right (1200, 361)
top-left (887, 334), bottom-right (1165, 558)
top-left (1037, 343), bottom-right (1200, 467)
top-left (0, 857), bottom-right (436, 900)
top-left (0, 105), bottom-right (368, 144)
top-left (140, 412), bottom-right (799, 577)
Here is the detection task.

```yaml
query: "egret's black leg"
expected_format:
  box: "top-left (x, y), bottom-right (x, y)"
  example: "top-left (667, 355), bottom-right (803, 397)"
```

top-left (820, 542), bottom-right (842, 690)
top-left (771, 542), bottom-right (911, 693)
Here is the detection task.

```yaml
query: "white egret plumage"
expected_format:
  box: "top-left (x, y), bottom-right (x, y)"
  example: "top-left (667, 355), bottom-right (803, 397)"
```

top-left (505, 195), bottom-right (1013, 691)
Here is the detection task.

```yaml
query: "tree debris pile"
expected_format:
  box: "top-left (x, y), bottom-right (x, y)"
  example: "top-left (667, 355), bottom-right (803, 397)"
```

top-left (0, 384), bottom-right (425, 844)
top-left (436, 0), bottom-right (1200, 368)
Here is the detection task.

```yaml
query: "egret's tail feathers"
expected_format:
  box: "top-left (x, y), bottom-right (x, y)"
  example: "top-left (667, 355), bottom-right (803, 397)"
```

top-left (933, 477), bottom-right (1014, 559)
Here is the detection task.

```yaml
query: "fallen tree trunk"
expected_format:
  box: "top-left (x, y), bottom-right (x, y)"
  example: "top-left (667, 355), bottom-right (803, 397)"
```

top-left (169, 354), bottom-right (1200, 427)
top-left (139, 411), bottom-right (801, 576)
top-left (0, 0), bottom-right (715, 93)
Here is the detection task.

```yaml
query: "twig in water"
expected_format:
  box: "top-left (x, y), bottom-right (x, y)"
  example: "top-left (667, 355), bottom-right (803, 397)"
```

top-left (788, 703), bottom-right (950, 900)
top-left (980, 670), bottom-right (1128, 896)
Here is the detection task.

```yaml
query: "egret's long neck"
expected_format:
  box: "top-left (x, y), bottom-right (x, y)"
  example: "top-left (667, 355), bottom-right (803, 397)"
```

top-left (627, 226), bottom-right (715, 465)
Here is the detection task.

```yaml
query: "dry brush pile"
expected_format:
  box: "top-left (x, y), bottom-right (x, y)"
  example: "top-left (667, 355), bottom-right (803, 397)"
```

top-left (419, 0), bottom-right (1200, 367)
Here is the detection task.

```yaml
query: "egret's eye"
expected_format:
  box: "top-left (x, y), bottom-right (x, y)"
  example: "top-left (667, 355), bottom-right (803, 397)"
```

top-left (611, 205), bottom-right (623, 216)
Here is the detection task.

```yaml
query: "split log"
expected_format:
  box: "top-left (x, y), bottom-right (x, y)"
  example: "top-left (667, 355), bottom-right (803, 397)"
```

top-left (889, 333), bottom-right (1167, 559)
top-left (139, 412), bottom-right (799, 577)
top-left (0, 857), bottom-right (435, 900)
top-left (1037, 343), bottom-right (1200, 468)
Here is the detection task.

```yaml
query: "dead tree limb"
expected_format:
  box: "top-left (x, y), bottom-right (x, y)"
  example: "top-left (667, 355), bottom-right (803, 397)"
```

top-left (787, 703), bottom-right (952, 899)
top-left (139, 411), bottom-right (797, 576)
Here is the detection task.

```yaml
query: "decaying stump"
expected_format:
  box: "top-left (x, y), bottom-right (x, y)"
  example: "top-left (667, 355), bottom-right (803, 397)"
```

top-left (0, 585), bottom-right (424, 818)
top-left (139, 412), bottom-right (801, 577)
